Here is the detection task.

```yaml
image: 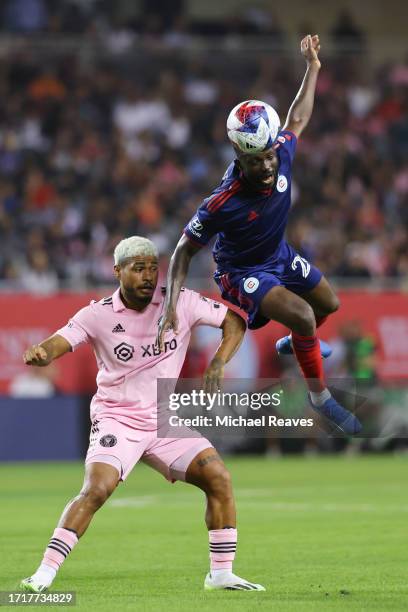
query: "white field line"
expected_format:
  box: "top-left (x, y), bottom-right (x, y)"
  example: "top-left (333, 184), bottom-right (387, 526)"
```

top-left (109, 496), bottom-right (156, 508)
top-left (108, 494), bottom-right (408, 513)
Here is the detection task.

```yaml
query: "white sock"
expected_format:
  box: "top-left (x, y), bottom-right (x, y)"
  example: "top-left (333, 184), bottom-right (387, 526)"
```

top-left (211, 569), bottom-right (232, 576)
top-left (310, 388), bottom-right (331, 406)
top-left (33, 563), bottom-right (57, 586)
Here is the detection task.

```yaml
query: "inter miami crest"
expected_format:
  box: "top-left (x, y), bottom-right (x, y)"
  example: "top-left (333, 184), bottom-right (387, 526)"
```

top-left (100, 434), bottom-right (117, 448)
top-left (114, 342), bottom-right (134, 362)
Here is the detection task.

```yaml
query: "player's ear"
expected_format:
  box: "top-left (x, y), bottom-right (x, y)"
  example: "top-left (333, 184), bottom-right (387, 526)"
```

top-left (113, 265), bottom-right (121, 280)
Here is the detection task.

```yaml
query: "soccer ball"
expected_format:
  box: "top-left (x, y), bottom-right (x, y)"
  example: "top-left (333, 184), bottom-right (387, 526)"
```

top-left (226, 99), bottom-right (280, 154)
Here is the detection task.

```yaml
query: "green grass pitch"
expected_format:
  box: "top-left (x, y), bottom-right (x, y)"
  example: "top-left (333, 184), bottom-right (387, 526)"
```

top-left (1, 455), bottom-right (407, 611)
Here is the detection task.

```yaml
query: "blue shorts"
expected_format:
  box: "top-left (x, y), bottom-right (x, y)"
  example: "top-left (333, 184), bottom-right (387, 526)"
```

top-left (214, 243), bottom-right (322, 330)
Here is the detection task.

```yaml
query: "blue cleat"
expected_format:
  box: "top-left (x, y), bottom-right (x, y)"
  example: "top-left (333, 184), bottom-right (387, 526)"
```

top-left (308, 395), bottom-right (362, 435)
top-left (276, 335), bottom-right (332, 359)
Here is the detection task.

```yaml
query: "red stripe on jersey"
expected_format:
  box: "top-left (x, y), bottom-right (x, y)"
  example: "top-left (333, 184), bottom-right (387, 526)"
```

top-left (207, 180), bottom-right (239, 212)
top-left (207, 180), bottom-right (241, 213)
top-left (206, 191), bottom-right (225, 212)
top-left (281, 129), bottom-right (296, 140)
top-left (219, 273), bottom-right (233, 292)
top-left (221, 274), bottom-right (230, 292)
top-left (224, 273), bottom-right (232, 290)
top-left (220, 274), bottom-right (228, 291)
top-left (209, 183), bottom-right (242, 213)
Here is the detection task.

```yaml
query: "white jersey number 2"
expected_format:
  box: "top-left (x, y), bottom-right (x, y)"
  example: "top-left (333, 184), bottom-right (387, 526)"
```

top-left (291, 255), bottom-right (311, 278)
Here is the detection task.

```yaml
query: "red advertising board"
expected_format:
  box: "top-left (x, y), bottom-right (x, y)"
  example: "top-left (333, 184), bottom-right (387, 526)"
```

top-left (0, 290), bottom-right (407, 394)
top-left (0, 292), bottom-right (100, 395)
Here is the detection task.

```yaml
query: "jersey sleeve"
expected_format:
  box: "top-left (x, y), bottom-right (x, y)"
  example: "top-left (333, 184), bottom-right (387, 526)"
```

top-left (183, 199), bottom-right (221, 247)
top-left (55, 305), bottom-right (93, 351)
top-left (276, 130), bottom-right (297, 164)
top-left (182, 289), bottom-right (228, 329)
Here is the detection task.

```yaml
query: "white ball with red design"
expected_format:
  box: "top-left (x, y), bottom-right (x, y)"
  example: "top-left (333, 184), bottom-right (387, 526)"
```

top-left (226, 99), bottom-right (280, 154)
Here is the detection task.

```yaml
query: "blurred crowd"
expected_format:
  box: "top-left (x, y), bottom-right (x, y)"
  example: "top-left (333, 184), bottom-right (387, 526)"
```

top-left (0, 2), bottom-right (407, 292)
top-left (0, 0), bottom-right (366, 46)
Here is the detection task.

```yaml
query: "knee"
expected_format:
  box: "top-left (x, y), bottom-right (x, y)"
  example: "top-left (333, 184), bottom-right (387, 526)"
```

top-left (328, 294), bottom-right (340, 314)
top-left (205, 466), bottom-right (234, 502)
top-left (79, 482), bottom-right (113, 510)
top-left (292, 303), bottom-right (316, 336)
top-left (321, 293), bottom-right (340, 316)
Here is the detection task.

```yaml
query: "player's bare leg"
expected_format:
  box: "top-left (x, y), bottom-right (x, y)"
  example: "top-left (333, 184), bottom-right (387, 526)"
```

top-left (21, 462), bottom-right (119, 592)
top-left (260, 285), bottom-right (317, 336)
top-left (300, 276), bottom-right (339, 320)
top-left (260, 286), bottom-right (361, 434)
top-left (276, 276), bottom-right (339, 358)
top-left (186, 448), bottom-right (265, 591)
top-left (186, 448), bottom-right (236, 529)
top-left (58, 462), bottom-right (119, 536)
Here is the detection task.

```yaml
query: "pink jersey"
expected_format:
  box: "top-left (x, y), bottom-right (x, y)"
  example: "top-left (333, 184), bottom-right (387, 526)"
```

top-left (56, 285), bottom-right (227, 430)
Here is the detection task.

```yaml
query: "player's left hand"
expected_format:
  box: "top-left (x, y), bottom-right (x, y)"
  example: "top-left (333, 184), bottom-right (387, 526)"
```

top-left (301, 34), bottom-right (321, 68)
top-left (203, 357), bottom-right (225, 396)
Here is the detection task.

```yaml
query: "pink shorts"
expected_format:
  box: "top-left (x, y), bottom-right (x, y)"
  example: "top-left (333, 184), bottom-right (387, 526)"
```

top-left (86, 418), bottom-right (213, 482)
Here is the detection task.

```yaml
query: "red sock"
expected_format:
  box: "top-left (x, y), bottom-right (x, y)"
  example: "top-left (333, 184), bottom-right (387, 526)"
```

top-left (315, 315), bottom-right (328, 329)
top-left (291, 332), bottom-right (325, 392)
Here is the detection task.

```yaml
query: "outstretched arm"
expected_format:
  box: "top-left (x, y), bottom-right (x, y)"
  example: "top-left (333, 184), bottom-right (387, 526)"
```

top-left (158, 234), bottom-right (201, 350)
top-left (23, 334), bottom-right (72, 367)
top-left (203, 309), bottom-right (247, 394)
top-left (283, 34), bottom-right (321, 138)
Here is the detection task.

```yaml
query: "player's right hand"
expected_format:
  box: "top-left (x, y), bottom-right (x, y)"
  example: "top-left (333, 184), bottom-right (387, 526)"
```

top-left (157, 308), bottom-right (179, 352)
top-left (23, 345), bottom-right (49, 366)
top-left (203, 357), bottom-right (225, 395)
top-left (301, 34), bottom-right (321, 68)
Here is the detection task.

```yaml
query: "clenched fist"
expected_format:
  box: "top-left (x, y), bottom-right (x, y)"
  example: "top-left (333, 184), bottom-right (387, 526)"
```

top-left (23, 345), bottom-right (50, 366)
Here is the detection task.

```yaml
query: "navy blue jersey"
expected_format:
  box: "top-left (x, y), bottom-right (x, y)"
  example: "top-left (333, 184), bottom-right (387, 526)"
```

top-left (184, 130), bottom-right (297, 270)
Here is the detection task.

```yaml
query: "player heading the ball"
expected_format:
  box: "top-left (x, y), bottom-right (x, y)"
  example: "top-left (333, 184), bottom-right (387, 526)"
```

top-left (158, 35), bottom-right (362, 436)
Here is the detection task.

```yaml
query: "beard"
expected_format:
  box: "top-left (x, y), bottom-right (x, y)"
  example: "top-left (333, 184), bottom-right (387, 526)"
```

top-left (135, 293), bottom-right (152, 304)
top-left (124, 284), bottom-right (154, 305)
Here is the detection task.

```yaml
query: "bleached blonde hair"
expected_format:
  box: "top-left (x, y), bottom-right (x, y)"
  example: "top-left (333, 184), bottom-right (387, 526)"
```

top-left (114, 236), bottom-right (158, 265)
